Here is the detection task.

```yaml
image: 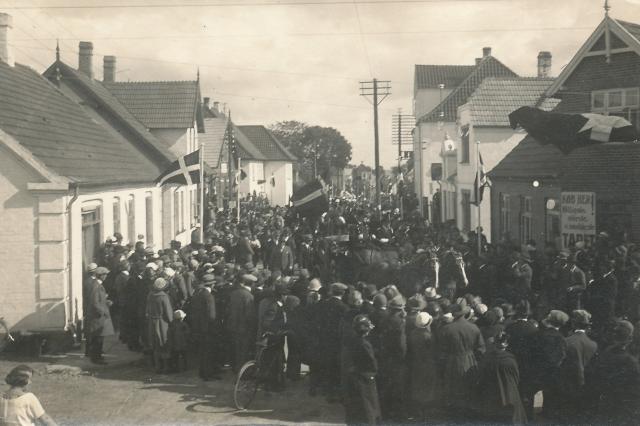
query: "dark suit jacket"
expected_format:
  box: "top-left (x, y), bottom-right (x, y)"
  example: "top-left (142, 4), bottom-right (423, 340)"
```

top-left (190, 287), bottom-right (216, 335)
top-left (318, 297), bottom-right (349, 355)
top-left (228, 286), bottom-right (255, 334)
top-left (563, 331), bottom-right (597, 387)
top-left (269, 244), bottom-right (294, 273)
top-left (235, 237), bottom-right (255, 265)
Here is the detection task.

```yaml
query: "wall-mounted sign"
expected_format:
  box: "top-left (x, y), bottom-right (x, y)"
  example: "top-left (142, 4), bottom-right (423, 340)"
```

top-left (560, 191), bottom-right (596, 248)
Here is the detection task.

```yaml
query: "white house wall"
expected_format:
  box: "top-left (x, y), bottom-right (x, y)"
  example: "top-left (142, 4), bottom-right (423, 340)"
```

top-left (264, 161), bottom-right (293, 207)
top-left (151, 123), bottom-right (199, 158)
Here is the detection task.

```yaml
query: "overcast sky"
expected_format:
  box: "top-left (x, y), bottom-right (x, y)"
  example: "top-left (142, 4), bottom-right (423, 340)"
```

top-left (3, 0), bottom-right (640, 168)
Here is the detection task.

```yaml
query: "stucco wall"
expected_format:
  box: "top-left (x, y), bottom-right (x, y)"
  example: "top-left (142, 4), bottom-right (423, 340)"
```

top-left (414, 88), bottom-right (453, 119)
top-left (264, 162), bottom-right (293, 207)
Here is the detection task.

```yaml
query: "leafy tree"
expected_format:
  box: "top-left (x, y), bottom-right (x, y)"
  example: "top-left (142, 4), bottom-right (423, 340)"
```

top-left (270, 121), bottom-right (352, 182)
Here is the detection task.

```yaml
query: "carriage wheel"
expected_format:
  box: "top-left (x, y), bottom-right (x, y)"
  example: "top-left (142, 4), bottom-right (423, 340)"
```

top-left (234, 360), bottom-right (259, 410)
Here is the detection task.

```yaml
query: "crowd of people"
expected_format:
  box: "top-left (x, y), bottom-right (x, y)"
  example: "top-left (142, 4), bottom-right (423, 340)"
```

top-left (81, 196), bottom-right (640, 425)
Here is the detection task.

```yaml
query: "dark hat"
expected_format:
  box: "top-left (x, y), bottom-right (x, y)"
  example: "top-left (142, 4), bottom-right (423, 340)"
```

top-left (284, 295), bottom-right (301, 311)
top-left (407, 295), bottom-right (427, 311)
top-left (542, 310), bottom-right (570, 328)
top-left (389, 295), bottom-right (405, 310)
top-left (352, 314), bottom-right (373, 335)
top-left (613, 320), bottom-right (634, 344)
top-left (274, 281), bottom-right (290, 296)
top-left (571, 309), bottom-right (592, 327)
top-left (95, 266), bottom-right (109, 276)
top-left (330, 282), bottom-right (348, 295)
top-left (363, 284), bottom-right (378, 299)
top-left (449, 304), bottom-right (467, 318)
top-left (201, 274), bottom-right (216, 287)
top-left (373, 294), bottom-right (388, 309)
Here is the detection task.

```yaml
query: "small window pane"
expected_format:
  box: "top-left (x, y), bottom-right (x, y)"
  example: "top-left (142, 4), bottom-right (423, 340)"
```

top-left (625, 89), bottom-right (639, 107)
top-left (593, 92), bottom-right (605, 109)
top-left (609, 91), bottom-right (623, 108)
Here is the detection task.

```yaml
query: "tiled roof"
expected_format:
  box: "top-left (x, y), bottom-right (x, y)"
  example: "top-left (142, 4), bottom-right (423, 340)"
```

top-left (0, 62), bottom-right (164, 184)
top-left (103, 81), bottom-right (199, 129)
top-left (419, 56), bottom-right (518, 123)
top-left (200, 116), bottom-right (227, 168)
top-left (235, 125), bottom-right (297, 162)
top-left (414, 64), bottom-right (476, 90)
top-left (617, 19), bottom-right (640, 45)
top-left (466, 77), bottom-right (560, 127)
top-left (488, 134), bottom-right (564, 179)
top-left (44, 61), bottom-right (176, 167)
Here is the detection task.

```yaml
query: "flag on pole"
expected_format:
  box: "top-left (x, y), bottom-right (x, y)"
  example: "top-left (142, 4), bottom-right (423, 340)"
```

top-left (291, 179), bottom-right (329, 217)
top-left (155, 150), bottom-right (201, 186)
top-left (508, 106), bottom-right (638, 154)
top-left (471, 152), bottom-right (490, 206)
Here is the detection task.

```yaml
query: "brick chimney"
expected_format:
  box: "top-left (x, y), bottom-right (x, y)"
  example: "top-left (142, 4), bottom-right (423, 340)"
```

top-left (537, 51), bottom-right (552, 78)
top-left (0, 13), bottom-right (14, 67)
top-left (213, 101), bottom-right (220, 114)
top-left (78, 41), bottom-right (94, 79)
top-left (203, 97), bottom-right (210, 111)
top-left (475, 57), bottom-right (482, 66)
top-left (103, 55), bottom-right (116, 82)
top-left (482, 47), bottom-right (492, 57)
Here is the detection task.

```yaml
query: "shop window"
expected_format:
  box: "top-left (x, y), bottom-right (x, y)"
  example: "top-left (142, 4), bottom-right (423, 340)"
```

top-left (126, 195), bottom-right (135, 245)
top-left (545, 198), bottom-right (561, 247)
top-left (112, 197), bottom-right (120, 234)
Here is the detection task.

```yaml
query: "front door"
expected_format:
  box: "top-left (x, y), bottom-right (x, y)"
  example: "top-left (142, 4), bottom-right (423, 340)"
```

top-left (82, 206), bottom-right (102, 270)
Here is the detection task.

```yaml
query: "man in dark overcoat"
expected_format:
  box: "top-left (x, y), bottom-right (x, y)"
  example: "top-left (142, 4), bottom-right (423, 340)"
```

top-left (378, 295), bottom-right (407, 423)
top-left (227, 274), bottom-right (257, 373)
top-left (190, 274), bottom-right (220, 380)
top-left (86, 267), bottom-right (114, 364)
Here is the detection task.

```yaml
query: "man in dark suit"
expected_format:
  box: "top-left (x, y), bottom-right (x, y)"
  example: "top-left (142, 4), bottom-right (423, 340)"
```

top-left (235, 229), bottom-right (255, 265)
top-left (190, 274), bottom-right (220, 380)
top-left (505, 300), bottom-right (538, 419)
top-left (259, 281), bottom-right (289, 392)
top-left (227, 274), bottom-right (257, 373)
top-left (317, 282), bottom-right (349, 401)
top-left (86, 267), bottom-right (114, 365)
top-left (558, 309), bottom-right (598, 423)
top-left (378, 295), bottom-right (407, 423)
top-left (269, 238), bottom-right (295, 275)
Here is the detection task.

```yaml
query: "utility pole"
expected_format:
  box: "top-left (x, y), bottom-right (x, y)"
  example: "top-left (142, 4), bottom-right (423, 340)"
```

top-left (360, 79), bottom-right (391, 213)
top-left (226, 112), bottom-right (235, 214)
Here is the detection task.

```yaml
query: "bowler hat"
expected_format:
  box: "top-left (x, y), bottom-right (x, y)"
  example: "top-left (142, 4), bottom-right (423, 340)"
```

top-left (373, 294), bottom-right (387, 309)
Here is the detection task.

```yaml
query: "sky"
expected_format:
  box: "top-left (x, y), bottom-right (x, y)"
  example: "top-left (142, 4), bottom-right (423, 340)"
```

top-left (2, 0), bottom-right (640, 168)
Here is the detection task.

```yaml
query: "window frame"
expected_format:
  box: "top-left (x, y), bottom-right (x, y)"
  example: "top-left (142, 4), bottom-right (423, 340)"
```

top-left (500, 193), bottom-right (511, 236)
top-left (520, 196), bottom-right (533, 244)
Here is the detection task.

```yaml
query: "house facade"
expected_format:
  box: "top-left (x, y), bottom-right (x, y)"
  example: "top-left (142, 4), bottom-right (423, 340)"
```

top-left (455, 75), bottom-right (559, 239)
top-left (412, 48), bottom-right (518, 219)
top-left (0, 19), bottom-right (175, 332)
top-left (489, 15), bottom-right (640, 247)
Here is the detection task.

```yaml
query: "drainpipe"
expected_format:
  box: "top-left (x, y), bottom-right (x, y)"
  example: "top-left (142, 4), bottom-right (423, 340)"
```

top-left (66, 183), bottom-right (79, 338)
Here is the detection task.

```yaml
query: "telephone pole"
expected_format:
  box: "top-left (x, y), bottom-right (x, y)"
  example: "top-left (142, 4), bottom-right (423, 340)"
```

top-left (360, 79), bottom-right (391, 212)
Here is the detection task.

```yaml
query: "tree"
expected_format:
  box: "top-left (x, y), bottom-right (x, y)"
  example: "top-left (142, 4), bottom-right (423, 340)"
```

top-left (270, 121), bottom-right (352, 183)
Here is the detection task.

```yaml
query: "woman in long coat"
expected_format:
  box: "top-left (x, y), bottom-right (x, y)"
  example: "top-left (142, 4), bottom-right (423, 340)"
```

top-left (407, 312), bottom-right (438, 421)
top-left (146, 278), bottom-right (173, 373)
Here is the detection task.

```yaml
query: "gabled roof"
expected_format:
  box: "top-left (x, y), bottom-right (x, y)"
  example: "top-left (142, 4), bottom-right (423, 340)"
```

top-left (488, 135), bottom-right (564, 179)
top-left (200, 116), bottom-right (228, 168)
top-left (103, 80), bottom-right (203, 131)
top-left (43, 61), bottom-right (176, 168)
top-left (0, 61), bottom-right (164, 185)
top-left (418, 56), bottom-right (517, 123)
top-left (546, 16), bottom-right (640, 97)
top-left (235, 125), bottom-right (297, 162)
top-left (414, 64), bottom-right (476, 90)
top-left (465, 77), bottom-right (559, 127)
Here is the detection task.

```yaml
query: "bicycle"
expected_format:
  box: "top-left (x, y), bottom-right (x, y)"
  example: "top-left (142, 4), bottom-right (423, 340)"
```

top-left (233, 332), bottom-right (282, 410)
top-left (0, 317), bottom-right (15, 353)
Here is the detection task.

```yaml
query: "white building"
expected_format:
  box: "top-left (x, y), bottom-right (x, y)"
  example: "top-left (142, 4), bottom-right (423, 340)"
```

top-left (0, 18), bottom-right (177, 333)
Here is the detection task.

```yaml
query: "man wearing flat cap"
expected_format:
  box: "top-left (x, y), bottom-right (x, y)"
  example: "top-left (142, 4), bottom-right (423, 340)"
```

top-left (85, 267), bottom-right (114, 364)
top-left (227, 274), bottom-right (257, 373)
top-left (317, 282), bottom-right (349, 401)
top-left (190, 274), bottom-right (220, 380)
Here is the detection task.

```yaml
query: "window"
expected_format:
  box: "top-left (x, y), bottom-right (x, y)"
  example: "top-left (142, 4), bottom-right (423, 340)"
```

top-left (173, 190), bottom-right (180, 235)
top-left (112, 197), bottom-right (121, 234)
top-left (545, 198), bottom-right (561, 248)
top-left (179, 191), bottom-right (185, 232)
top-left (126, 195), bottom-right (135, 245)
top-left (145, 193), bottom-right (153, 246)
top-left (520, 196), bottom-right (533, 244)
top-left (591, 87), bottom-right (640, 131)
top-left (82, 203), bottom-right (102, 268)
top-left (500, 193), bottom-right (511, 237)
top-left (460, 125), bottom-right (470, 163)
top-left (461, 190), bottom-right (471, 233)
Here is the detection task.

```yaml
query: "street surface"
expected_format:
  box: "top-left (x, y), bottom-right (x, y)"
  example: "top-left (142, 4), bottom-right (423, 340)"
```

top-left (0, 336), bottom-right (343, 425)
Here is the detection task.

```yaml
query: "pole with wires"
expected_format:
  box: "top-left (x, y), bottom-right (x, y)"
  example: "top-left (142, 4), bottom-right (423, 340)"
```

top-left (199, 141), bottom-right (205, 244)
top-left (476, 139), bottom-right (482, 258)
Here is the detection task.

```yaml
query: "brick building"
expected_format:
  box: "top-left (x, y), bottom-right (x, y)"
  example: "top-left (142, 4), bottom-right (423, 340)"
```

top-left (489, 15), bottom-right (640, 247)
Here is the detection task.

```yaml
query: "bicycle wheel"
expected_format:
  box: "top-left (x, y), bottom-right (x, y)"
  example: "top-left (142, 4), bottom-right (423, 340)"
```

top-left (234, 360), bottom-right (258, 410)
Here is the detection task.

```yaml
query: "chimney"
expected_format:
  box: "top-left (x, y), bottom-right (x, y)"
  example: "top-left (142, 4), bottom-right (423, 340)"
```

top-left (203, 97), bottom-right (210, 110)
top-left (537, 51), bottom-right (552, 78)
top-left (0, 13), bottom-right (14, 67)
top-left (103, 55), bottom-right (116, 82)
top-left (482, 47), bottom-right (492, 58)
top-left (213, 101), bottom-right (220, 114)
top-left (475, 57), bottom-right (482, 66)
top-left (78, 41), bottom-right (94, 79)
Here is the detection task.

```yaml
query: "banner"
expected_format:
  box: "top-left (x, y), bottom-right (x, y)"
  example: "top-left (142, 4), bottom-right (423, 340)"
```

top-left (560, 191), bottom-right (596, 248)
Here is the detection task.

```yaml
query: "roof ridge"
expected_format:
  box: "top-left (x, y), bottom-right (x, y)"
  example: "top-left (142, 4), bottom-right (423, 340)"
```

top-left (104, 80), bottom-right (197, 84)
top-left (481, 76), bottom-right (555, 81)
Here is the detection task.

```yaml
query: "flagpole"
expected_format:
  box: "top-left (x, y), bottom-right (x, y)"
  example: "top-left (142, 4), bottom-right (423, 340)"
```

top-left (199, 142), bottom-right (205, 244)
top-left (237, 156), bottom-right (241, 223)
top-left (476, 139), bottom-right (482, 258)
